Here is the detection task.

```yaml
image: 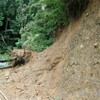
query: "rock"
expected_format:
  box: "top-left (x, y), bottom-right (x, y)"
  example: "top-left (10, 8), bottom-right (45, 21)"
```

top-left (37, 82), bottom-right (42, 85)
top-left (5, 76), bottom-right (9, 80)
top-left (86, 12), bottom-right (89, 16)
top-left (94, 43), bottom-right (99, 48)
top-left (80, 44), bottom-right (84, 49)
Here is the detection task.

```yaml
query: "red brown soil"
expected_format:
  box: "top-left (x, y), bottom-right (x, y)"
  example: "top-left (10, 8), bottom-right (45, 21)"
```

top-left (0, 0), bottom-right (100, 100)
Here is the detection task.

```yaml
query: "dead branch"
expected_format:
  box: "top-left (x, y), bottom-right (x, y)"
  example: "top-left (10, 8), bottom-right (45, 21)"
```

top-left (0, 90), bottom-right (9, 100)
top-left (0, 33), bottom-right (12, 52)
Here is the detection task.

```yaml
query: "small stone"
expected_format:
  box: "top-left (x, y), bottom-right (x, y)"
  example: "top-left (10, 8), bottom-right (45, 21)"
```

top-left (36, 93), bottom-right (38, 96)
top-left (37, 82), bottom-right (41, 85)
top-left (5, 76), bottom-right (9, 80)
top-left (86, 37), bottom-right (89, 40)
top-left (86, 13), bottom-right (89, 16)
top-left (94, 43), bottom-right (99, 48)
top-left (80, 45), bottom-right (84, 49)
top-left (11, 79), bottom-right (15, 83)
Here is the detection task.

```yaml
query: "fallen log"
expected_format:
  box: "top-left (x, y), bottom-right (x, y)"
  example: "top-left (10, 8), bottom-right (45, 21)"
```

top-left (0, 56), bottom-right (25, 69)
top-left (0, 65), bottom-right (14, 69)
top-left (0, 57), bottom-right (16, 62)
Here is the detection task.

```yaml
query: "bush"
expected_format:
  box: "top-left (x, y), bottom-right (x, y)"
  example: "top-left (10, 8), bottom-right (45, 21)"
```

top-left (16, 0), bottom-right (69, 52)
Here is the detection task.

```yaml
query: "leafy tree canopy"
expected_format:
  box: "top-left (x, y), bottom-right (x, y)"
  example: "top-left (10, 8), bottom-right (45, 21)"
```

top-left (0, 0), bottom-right (89, 53)
top-left (16, 0), bottom-right (68, 52)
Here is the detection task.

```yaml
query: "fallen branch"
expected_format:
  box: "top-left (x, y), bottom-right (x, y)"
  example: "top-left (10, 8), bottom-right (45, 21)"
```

top-left (0, 90), bottom-right (9, 100)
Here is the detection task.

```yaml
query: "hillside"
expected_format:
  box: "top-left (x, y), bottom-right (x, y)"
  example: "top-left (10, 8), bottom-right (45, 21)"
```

top-left (0, 0), bottom-right (100, 100)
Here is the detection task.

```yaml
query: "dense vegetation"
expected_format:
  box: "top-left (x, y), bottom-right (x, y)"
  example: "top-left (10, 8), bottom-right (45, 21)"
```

top-left (0, 0), bottom-right (89, 53)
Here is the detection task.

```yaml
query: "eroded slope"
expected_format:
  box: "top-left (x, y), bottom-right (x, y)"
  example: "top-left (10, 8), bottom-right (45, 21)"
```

top-left (0, 0), bottom-right (100, 100)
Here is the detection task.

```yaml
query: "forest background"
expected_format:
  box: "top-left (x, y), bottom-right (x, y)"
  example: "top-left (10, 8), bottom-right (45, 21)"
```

top-left (0, 0), bottom-right (89, 53)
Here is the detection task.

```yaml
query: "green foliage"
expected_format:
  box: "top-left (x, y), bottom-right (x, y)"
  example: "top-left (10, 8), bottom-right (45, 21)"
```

top-left (16, 0), bottom-right (69, 52)
top-left (0, 54), bottom-right (10, 60)
top-left (0, 0), bottom-right (28, 53)
top-left (0, 13), bottom-right (3, 26)
top-left (0, 0), bottom-right (89, 53)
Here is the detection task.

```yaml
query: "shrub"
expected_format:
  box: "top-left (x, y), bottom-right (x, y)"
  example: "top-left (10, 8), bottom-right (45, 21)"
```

top-left (16, 0), bottom-right (69, 52)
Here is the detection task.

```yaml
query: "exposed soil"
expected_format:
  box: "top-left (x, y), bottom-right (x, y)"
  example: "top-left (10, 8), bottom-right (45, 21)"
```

top-left (0, 0), bottom-right (100, 100)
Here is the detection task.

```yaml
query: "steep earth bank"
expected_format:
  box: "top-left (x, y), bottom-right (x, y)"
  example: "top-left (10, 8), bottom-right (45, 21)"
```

top-left (0, 0), bottom-right (100, 100)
